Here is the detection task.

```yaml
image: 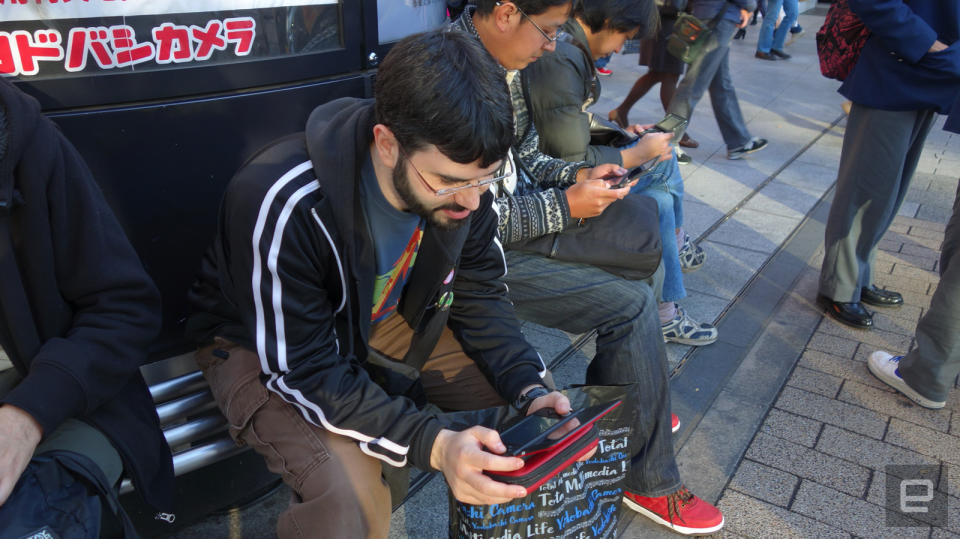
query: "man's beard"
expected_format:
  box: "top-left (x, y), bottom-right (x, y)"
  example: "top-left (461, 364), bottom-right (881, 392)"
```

top-left (394, 154), bottom-right (470, 231)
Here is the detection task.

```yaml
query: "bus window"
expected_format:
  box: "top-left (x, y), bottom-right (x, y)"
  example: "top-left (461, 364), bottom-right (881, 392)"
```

top-left (376, 0), bottom-right (447, 44)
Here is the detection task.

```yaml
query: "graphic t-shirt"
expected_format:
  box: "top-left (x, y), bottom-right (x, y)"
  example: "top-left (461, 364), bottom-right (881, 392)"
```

top-left (359, 153), bottom-right (424, 323)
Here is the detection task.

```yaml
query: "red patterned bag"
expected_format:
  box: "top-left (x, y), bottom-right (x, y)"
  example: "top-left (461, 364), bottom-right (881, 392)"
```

top-left (816, 0), bottom-right (871, 80)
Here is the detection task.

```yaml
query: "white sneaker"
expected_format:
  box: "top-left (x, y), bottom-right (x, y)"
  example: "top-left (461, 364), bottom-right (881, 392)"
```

top-left (867, 351), bottom-right (945, 409)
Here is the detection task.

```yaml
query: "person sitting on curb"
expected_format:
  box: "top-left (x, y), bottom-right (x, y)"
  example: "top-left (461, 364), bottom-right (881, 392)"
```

top-left (186, 31), bottom-right (585, 539)
top-left (524, 0), bottom-right (718, 348)
top-left (0, 77), bottom-right (174, 526)
top-left (452, 2), bottom-right (725, 535)
top-left (868, 95), bottom-right (960, 410)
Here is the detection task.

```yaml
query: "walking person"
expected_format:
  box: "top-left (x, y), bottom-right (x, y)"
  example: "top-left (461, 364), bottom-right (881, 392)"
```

top-left (666, 0), bottom-right (769, 160)
top-left (755, 0), bottom-right (799, 60)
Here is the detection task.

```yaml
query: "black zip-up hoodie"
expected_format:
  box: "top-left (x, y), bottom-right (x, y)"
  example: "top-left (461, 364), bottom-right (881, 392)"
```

top-left (187, 97), bottom-right (546, 470)
top-left (0, 78), bottom-right (173, 511)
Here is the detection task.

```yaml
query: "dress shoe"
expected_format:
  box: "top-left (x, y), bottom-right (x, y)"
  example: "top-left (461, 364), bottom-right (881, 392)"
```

top-left (819, 296), bottom-right (873, 329)
top-left (860, 285), bottom-right (903, 307)
top-left (770, 49), bottom-right (791, 59)
top-left (755, 51), bottom-right (778, 61)
top-left (679, 133), bottom-right (699, 148)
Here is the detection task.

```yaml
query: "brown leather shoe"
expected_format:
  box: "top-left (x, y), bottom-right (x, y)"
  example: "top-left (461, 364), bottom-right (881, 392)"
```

top-left (679, 133), bottom-right (699, 148)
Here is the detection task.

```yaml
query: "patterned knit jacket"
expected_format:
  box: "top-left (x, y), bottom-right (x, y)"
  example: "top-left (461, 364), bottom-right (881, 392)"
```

top-left (452, 7), bottom-right (589, 245)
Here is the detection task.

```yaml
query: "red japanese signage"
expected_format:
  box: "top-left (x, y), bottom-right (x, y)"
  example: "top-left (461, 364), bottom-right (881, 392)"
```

top-left (0, 18), bottom-right (255, 76)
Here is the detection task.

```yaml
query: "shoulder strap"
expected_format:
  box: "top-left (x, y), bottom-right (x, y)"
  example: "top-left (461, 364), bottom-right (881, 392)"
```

top-left (0, 205), bottom-right (41, 371)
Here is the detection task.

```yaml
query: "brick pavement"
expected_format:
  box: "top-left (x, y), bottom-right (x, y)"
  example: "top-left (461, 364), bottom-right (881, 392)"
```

top-left (716, 155), bottom-right (960, 536)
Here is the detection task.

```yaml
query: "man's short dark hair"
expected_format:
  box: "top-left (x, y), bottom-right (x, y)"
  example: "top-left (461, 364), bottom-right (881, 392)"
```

top-left (574, 0), bottom-right (658, 38)
top-left (374, 30), bottom-right (513, 168)
top-left (474, 0), bottom-right (572, 16)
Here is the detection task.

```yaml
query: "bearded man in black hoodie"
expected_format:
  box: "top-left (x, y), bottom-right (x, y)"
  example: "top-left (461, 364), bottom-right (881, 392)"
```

top-left (0, 78), bottom-right (174, 527)
top-left (187, 30), bottom-right (578, 538)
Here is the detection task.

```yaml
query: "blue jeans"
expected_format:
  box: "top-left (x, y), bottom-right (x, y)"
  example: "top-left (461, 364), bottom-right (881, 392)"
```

top-left (668, 17), bottom-right (751, 150)
top-left (756, 0), bottom-right (798, 53)
top-left (630, 155), bottom-right (685, 303)
top-left (502, 251), bottom-right (681, 496)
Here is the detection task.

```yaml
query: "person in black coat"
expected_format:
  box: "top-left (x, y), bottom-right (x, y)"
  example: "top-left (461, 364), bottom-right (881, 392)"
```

top-left (0, 77), bottom-right (173, 525)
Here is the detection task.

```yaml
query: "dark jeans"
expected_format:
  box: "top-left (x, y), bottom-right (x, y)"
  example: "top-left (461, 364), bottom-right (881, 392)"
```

top-left (503, 251), bottom-right (682, 496)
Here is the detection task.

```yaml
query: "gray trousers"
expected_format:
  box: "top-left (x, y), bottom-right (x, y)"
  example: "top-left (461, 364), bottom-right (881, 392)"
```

top-left (667, 17), bottom-right (751, 150)
top-left (819, 103), bottom-right (937, 302)
top-left (900, 182), bottom-right (960, 402)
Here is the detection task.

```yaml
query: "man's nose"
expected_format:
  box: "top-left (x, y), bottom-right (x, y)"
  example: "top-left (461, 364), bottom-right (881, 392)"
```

top-left (455, 186), bottom-right (483, 212)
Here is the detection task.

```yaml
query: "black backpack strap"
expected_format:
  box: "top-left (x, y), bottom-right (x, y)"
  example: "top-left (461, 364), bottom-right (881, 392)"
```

top-left (0, 204), bottom-right (41, 371)
top-left (45, 450), bottom-right (141, 538)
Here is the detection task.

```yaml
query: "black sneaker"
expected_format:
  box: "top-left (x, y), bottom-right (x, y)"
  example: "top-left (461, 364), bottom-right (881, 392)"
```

top-left (754, 51), bottom-right (778, 61)
top-left (727, 137), bottom-right (768, 160)
top-left (770, 49), bottom-right (791, 59)
top-left (676, 148), bottom-right (692, 165)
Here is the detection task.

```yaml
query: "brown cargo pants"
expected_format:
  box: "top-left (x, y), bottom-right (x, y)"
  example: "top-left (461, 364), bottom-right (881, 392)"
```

top-left (196, 312), bottom-right (529, 539)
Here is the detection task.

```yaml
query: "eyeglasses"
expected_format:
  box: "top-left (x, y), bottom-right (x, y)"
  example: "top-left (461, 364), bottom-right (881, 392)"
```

top-left (497, 1), bottom-right (559, 45)
top-left (400, 147), bottom-right (514, 197)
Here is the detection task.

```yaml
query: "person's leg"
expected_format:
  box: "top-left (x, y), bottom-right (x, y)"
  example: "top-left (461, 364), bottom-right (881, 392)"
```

top-left (630, 158), bottom-right (685, 303)
top-left (502, 252), bottom-right (681, 496)
top-left (819, 105), bottom-right (935, 303)
top-left (706, 23), bottom-right (753, 150)
top-left (862, 109), bottom-right (937, 287)
top-left (771, 0), bottom-right (799, 52)
top-left (667, 20), bottom-right (730, 144)
top-left (756, 0), bottom-right (783, 53)
top-left (658, 72), bottom-right (681, 114)
top-left (612, 70), bottom-right (662, 127)
top-left (197, 343), bottom-right (392, 539)
top-left (897, 180), bottom-right (960, 401)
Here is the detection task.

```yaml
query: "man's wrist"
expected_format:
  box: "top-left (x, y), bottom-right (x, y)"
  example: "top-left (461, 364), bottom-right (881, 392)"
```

top-left (512, 385), bottom-right (549, 415)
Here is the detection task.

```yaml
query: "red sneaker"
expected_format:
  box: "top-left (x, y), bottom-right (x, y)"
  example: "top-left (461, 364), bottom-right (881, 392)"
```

top-left (671, 413), bottom-right (680, 434)
top-left (623, 487), bottom-right (724, 535)
top-left (596, 66), bottom-right (613, 76)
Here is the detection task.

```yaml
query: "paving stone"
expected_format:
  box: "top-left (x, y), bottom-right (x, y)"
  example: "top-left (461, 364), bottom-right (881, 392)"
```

top-left (728, 459), bottom-right (799, 507)
top-left (885, 418), bottom-right (960, 466)
top-left (874, 273), bottom-right (933, 295)
top-left (786, 366), bottom-right (843, 399)
top-left (872, 260), bottom-right (895, 276)
top-left (685, 171), bottom-right (756, 215)
top-left (806, 332), bottom-right (859, 359)
top-left (869, 311), bottom-right (920, 337)
top-left (891, 263), bottom-right (941, 283)
top-left (953, 413), bottom-right (960, 436)
top-left (908, 226), bottom-right (947, 242)
top-left (708, 209), bottom-right (802, 254)
top-left (878, 238), bottom-right (904, 253)
top-left (880, 248), bottom-right (939, 271)
top-left (775, 385), bottom-right (888, 439)
top-left (742, 181), bottom-right (823, 220)
top-left (717, 490), bottom-right (849, 539)
top-left (682, 241), bottom-right (770, 301)
top-left (816, 318), bottom-right (915, 354)
top-left (770, 160), bottom-right (838, 192)
top-left (680, 199), bottom-right (726, 239)
top-left (816, 425), bottom-right (939, 471)
top-left (839, 380), bottom-right (951, 433)
top-left (916, 204), bottom-right (954, 225)
top-left (745, 432), bottom-right (870, 497)
top-left (868, 303), bottom-right (924, 326)
top-left (791, 480), bottom-right (930, 538)
top-left (898, 201), bottom-right (920, 218)
top-left (945, 464), bottom-right (960, 500)
top-left (798, 349), bottom-right (892, 392)
top-left (758, 408), bottom-right (823, 448)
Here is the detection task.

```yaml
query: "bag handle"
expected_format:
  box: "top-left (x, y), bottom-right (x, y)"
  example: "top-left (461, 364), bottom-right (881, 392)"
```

top-left (45, 450), bottom-right (141, 538)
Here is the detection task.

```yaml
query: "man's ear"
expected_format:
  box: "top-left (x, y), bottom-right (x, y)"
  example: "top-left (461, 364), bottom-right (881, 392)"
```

top-left (372, 124), bottom-right (399, 168)
top-left (492, 1), bottom-right (518, 32)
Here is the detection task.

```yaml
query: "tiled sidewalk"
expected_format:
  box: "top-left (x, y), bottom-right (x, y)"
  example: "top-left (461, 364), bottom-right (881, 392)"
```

top-left (715, 133), bottom-right (960, 537)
